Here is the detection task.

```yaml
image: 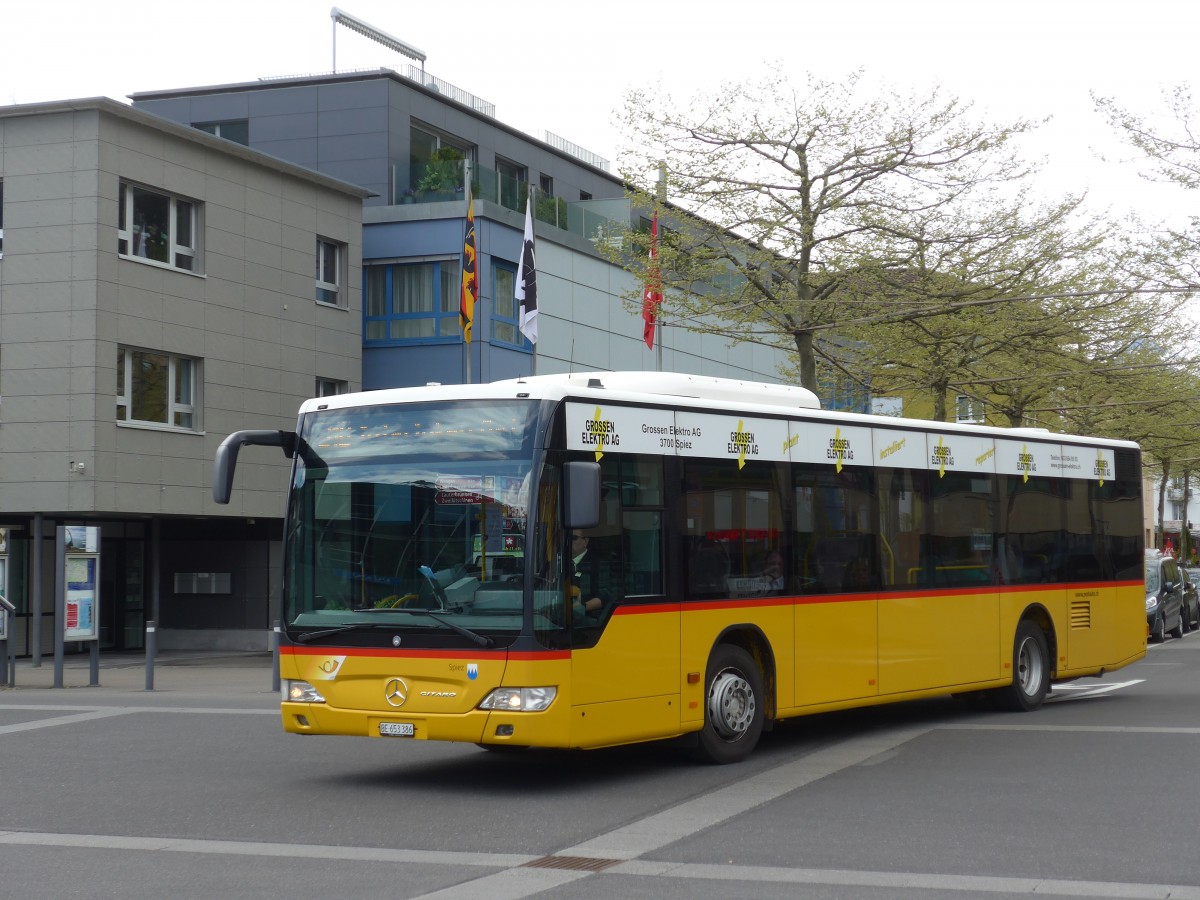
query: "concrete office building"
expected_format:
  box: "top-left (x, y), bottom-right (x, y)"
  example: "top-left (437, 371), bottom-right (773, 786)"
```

top-left (0, 98), bottom-right (367, 655)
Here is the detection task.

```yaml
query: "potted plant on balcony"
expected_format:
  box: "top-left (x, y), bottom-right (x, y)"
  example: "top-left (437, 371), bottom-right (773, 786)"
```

top-left (417, 147), bottom-right (465, 197)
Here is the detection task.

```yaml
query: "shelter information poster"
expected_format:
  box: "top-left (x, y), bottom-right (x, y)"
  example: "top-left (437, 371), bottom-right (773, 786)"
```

top-left (65, 554), bottom-right (99, 641)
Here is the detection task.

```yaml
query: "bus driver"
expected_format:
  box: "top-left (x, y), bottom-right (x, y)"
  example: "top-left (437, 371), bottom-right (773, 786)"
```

top-left (571, 530), bottom-right (614, 617)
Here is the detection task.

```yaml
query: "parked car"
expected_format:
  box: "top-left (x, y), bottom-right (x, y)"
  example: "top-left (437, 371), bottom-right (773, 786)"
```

top-left (1184, 568), bottom-right (1200, 631)
top-left (1146, 550), bottom-right (1186, 642)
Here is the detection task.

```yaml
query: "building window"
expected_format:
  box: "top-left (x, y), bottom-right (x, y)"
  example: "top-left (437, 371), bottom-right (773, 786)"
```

top-left (956, 395), bottom-right (984, 425)
top-left (410, 125), bottom-right (474, 193)
top-left (496, 157), bottom-right (527, 210)
top-left (117, 347), bottom-right (199, 430)
top-left (364, 261), bottom-right (461, 343)
top-left (491, 262), bottom-right (528, 349)
top-left (316, 238), bottom-right (345, 306)
top-left (539, 174), bottom-right (553, 196)
top-left (0, 178), bottom-right (5, 258)
top-left (118, 181), bottom-right (199, 272)
top-left (193, 120), bottom-right (249, 146)
top-left (579, 190), bottom-right (592, 201)
top-left (316, 377), bottom-right (348, 398)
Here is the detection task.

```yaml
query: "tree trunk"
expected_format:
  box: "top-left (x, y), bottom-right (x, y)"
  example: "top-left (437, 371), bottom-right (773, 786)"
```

top-left (1158, 463), bottom-right (1171, 552)
top-left (794, 330), bottom-right (817, 392)
top-left (932, 387), bottom-right (948, 422)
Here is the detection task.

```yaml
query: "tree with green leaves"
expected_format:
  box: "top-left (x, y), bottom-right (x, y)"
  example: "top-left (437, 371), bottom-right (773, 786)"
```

top-left (615, 70), bottom-right (1045, 391)
top-left (819, 188), bottom-right (1140, 422)
top-left (1095, 86), bottom-right (1200, 290)
top-left (1094, 84), bottom-right (1200, 544)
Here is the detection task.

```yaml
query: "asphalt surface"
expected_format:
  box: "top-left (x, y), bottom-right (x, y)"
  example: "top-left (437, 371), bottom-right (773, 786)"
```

top-left (3, 640), bottom-right (1200, 899)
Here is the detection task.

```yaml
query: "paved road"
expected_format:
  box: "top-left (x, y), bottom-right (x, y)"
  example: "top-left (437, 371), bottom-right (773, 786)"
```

top-left (1, 640), bottom-right (1198, 899)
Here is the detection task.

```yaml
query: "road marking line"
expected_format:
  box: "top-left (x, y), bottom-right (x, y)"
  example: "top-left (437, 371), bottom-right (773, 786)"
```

top-left (0, 830), bottom-right (533, 868)
top-left (0, 703), bottom-right (276, 717)
top-left (409, 868), bottom-right (591, 900)
top-left (1046, 679), bottom-right (1143, 701)
top-left (0, 709), bottom-right (136, 735)
top-left (559, 723), bottom-right (931, 861)
top-left (5, 827), bottom-right (1197, 900)
top-left (943, 723), bottom-right (1200, 734)
top-left (604, 860), bottom-right (1200, 898)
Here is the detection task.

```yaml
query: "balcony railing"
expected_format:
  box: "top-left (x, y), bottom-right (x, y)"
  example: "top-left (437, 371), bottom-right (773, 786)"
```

top-left (390, 159), bottom-right (635, 251)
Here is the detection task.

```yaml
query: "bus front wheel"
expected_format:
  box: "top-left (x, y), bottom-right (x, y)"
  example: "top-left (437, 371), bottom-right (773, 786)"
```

top-left (995, 621), bottom-right (1050, 712)
top-left (691, 645), bottom-right (764, 764)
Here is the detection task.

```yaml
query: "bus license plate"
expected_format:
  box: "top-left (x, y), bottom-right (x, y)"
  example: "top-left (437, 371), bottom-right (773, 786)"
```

top-left (379, 722), bottom-right (415, 737)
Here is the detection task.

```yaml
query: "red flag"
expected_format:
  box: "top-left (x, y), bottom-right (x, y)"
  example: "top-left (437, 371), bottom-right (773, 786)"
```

top-left (642, 211), bottom-right (662, 349)
top-left (460, 184), bottom-right (477, 343)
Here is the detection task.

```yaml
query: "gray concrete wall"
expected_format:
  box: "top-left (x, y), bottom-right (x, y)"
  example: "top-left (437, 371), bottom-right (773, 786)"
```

top-left (0, 102), bottom-right (365, 521)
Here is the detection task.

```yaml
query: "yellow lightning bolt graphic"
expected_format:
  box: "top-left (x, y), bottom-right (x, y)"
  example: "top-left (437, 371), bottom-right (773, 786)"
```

top-left (834, 427), bottom-right (844, 474)
top-left (592, 406), bottom-right (606, 462)
top-left (736, 419), bottom-right (747, 470)
top-left (1022, 443), bottom-right (1030, 484)
top-left (937, 435), bottom-right (947, 478)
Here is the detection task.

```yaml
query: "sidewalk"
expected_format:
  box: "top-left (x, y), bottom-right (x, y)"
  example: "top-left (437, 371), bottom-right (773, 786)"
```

top-left (0, 649), bottom-right (278, 699)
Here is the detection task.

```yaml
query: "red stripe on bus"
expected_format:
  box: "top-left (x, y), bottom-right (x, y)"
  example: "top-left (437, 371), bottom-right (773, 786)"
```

top-left (281, 645), bottom-right (570, 661)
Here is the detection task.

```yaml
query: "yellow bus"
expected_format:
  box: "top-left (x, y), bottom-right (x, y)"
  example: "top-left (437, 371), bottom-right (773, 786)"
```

top-left (214, 371), bottom-right (1146, 763)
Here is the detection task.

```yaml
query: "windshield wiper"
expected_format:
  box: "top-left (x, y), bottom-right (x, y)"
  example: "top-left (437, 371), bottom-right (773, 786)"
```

top-left (294, 622), bottom-right (390, 644)
top-left (293, 612), bottom-right (495, 648)
top-left (386, 609), bottom-right (495, 648)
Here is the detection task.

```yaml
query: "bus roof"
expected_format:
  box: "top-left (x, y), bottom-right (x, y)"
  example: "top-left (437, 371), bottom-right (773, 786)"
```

top-left (297, 371), bottom-right (1139, 451)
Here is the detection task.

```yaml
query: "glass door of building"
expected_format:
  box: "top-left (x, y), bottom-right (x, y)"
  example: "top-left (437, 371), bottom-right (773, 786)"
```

top-left (99, 538), bottom-right (145, 651)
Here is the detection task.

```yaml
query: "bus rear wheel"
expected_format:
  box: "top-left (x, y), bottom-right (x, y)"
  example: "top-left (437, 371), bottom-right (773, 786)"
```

top-left (995, 621), bottom-right (1050, 712)
top-left (691, 645), bottom-right (764, 764)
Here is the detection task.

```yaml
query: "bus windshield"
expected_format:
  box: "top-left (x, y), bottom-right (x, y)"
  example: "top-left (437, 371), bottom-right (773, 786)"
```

top-left (282, 399), bottom-right (565, 646)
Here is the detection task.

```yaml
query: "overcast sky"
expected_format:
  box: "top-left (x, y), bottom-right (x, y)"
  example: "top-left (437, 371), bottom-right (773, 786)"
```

top-left (4, 0), bottom-right (1197, 226)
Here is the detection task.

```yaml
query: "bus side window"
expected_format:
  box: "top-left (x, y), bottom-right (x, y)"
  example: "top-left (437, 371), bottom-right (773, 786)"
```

top-left (623, 510), bottom-right (662, 596)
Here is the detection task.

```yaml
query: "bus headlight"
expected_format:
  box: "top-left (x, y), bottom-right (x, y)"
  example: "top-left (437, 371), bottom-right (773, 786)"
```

top-left (478, 687), bottom-right (557, 711)
top-left (283, 680), bottom-right (326, 703)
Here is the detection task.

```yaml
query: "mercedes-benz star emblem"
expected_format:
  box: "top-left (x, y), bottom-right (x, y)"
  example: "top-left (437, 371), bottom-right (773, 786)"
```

top-left (384, 677), bottom-right (409, 708)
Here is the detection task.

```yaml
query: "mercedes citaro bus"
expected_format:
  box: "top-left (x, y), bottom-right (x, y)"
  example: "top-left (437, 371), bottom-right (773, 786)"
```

top-left (213, 371), bottom-right (1146, 763)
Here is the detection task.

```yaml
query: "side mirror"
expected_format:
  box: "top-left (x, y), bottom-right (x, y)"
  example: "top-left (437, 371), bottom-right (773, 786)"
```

top-left (563, 461), bottom-right (600, 530)
top-left (212, 430), bottom-right (297, 504)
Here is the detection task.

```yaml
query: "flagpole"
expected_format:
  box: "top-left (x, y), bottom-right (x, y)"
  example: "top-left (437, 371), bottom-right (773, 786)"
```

top-left (655, 162), bottom-right (667, 373)
top-left (529, 186), bottom-right (538, 376)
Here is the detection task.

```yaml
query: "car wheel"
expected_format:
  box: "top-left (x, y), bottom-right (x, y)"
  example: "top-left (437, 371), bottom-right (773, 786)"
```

top-left (1151, 613), bottom-right (1166, 643)
top-left (690, 644), bottom-right (765, 764)
top-left (1170, 609), bottom-right (1185, 640)
top-left (994, 621), bottom-right (1050, 712)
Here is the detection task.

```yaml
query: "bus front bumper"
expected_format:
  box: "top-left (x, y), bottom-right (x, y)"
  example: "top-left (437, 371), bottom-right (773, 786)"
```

top-left (281, 699), bottom-right (573, 748)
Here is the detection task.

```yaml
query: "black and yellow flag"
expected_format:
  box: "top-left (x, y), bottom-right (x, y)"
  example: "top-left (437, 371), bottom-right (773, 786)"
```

top-left (460, 183), bottom-right (477, 343)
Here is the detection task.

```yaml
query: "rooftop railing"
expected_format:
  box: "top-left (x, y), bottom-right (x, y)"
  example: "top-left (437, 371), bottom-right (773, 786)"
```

top-left (390, 159), bottom-right (635, 252)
